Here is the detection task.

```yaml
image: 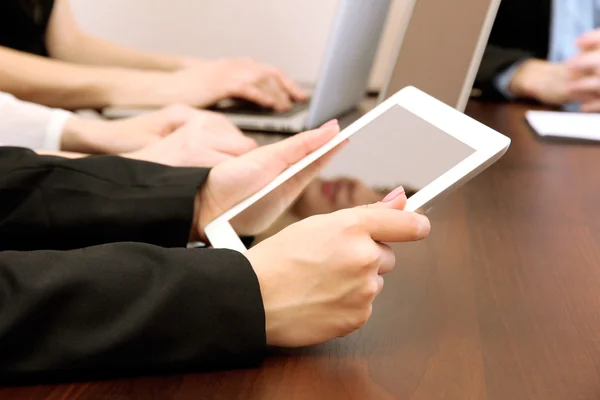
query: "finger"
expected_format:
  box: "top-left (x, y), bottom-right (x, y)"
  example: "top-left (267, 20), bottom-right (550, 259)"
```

top-left (221, 124), bottom-right (342, 208)
top-left (581, 100), bottom-right (600, 113)
top-left (273, 69), bottom-right (309, 102)
top-left (220, 135), bottom-right (259, 156)
top-left (240, 135), bottom-right (259, 152)
top-left (130, 105), bottom-right (194, 138)
top-left (568, 76), bottom-right (600, 98)
top-left (374, 275), bottom-right (385, 297)
top-left (161, 104), bottom-right (199, 126)
top-left (251, 122), bottom-right (341, 172)
top-left (274, 122), bottom-right (340, 163)
top-left (197, 151), bottom-right (236, 168)
top-left (376, 243), bottom-right (396, 275)
top-left (212, 113), bottom-right (255, 143)
top-left (377, 186), bottom-right (408, 210)
top-left (261, 76), bottom-right (292, 112)
top-left (292, 139), bottom-right (346, 180)
top-left (577, 30), bottom-right (600, 51)
top-left (321, 119), bottom-right (338, 128)
top-left (236, 85), bottom-right (277, 109)
top-left (348, 207), bottom-right (431, 243)
top-left (269, 140), bottom-right (347, 207)
top-left (214, 119), bottom-right (258, 154)
top-left (567, 52), bottom-right (600, 75)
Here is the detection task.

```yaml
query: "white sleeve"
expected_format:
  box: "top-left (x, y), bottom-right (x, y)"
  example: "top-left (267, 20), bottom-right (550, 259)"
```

top-left (0, 92), bottom-right (73, 150)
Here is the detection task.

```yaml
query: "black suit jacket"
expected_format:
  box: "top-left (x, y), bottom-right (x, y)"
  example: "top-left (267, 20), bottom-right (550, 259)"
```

top-left (0, 148), bottom-right (266, 384)
top-left (474, 0), bottom-right (552, 100)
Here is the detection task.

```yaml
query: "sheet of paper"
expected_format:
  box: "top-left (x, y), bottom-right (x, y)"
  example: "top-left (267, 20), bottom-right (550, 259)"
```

top-left (526, 110), bottom-right (600, 141)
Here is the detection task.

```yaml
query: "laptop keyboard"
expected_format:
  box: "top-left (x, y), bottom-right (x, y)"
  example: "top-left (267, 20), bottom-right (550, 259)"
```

top-left (209, 99), bottom-right (310, 117)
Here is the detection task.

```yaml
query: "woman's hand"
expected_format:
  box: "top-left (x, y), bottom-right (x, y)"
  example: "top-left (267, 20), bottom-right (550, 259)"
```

top-left (245, 187), bottom-right (431, 347)
top-left (61, 105), bottom-right (257, 167)
top-left (156, 58), bottom-right (308, 112)
top-left (124, 111), bottom-right (257, 167)
top-left (194, 120), bottom-right (343, 239)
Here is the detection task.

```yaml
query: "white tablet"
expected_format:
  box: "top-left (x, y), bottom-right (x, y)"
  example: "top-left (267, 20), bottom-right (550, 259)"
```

top-left (205, 86), bottom-right (511, 252)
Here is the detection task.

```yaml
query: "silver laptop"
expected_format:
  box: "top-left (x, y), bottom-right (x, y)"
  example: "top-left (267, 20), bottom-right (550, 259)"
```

top-left (378, 0), bottom-right (501, 112)
top-left (103, 0), bottom-right (392, 133)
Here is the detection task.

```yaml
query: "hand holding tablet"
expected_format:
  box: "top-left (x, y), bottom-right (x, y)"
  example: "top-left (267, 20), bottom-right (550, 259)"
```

top-left (245, 186), bottom-right (429, 347)
top-left (184, 86), bottom-right (510, 347)
top-left (203, 86), bottom-right (511, 252)
top-left (194, 120), bottom-right (345, 241)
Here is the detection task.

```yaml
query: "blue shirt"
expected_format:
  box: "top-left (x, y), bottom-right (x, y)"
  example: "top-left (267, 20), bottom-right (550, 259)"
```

top-left (494, 0), bottom-right (600, 107)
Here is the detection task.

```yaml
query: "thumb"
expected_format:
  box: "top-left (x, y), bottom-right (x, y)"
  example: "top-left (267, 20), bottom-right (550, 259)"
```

top-left (347, 187), bottom-right (430, 243)
top-left (223, 135), bottom-right (259, 156)
top-left (361, 186), bottom-right (408, 211)
top-left (254, 120), bottom-right (340, 169)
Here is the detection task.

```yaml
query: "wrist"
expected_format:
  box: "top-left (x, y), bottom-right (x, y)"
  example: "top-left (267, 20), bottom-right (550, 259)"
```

top-left (60, 115), bottom-right (109, 153)
top-left (191, 182), bottom-right (224, 244)
top-left (97, 68), bottom-right (176, 108)
top-left (508, 59), bottom-right (545, 99)
top-left (244, 248), bottom-right (286, 347)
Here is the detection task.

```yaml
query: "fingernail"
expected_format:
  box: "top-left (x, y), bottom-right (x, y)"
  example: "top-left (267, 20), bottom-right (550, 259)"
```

top-left (415, 214), bottom-right (431, 237)
top-left (382, 186), bottom-right (405, 203)
top-left (322, 119), bottom-right (339, 128)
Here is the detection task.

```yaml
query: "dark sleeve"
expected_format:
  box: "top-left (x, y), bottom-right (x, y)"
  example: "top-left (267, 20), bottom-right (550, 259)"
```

top-left (0, 147), bottom-right (209, 251)
top-left (473, 44), bottom-right (534, 101)
top-left (0, 243), bottom-right (266, 384)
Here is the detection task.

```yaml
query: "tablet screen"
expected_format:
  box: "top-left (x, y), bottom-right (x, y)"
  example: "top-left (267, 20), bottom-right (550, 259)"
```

top-left (255, 105), bottom-right (477, 243)
top-left (320, 104), bottom-right (475, 191)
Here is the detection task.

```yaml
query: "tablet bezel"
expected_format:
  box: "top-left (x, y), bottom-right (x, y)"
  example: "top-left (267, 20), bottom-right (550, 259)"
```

top-left (204, 86), bottom-right (511, 252)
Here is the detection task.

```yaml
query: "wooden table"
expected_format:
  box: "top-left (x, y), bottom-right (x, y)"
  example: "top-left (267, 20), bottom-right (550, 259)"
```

top-left (4, 101), bottom-right (600, 399)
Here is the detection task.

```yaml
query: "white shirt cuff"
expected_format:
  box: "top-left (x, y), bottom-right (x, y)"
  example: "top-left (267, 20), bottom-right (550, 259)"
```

top-left (493, 60), bottom-right (528, 100)
top-left (44, 109), bottom-right (72, 151)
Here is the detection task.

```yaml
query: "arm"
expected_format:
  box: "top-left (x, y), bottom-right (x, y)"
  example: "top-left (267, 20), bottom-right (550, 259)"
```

top-left (0, 45), bottom-right (169, 109)
top-left (0, 92), bottom-right (141, 158)
top-left (0, 91), bottom-right (71, 150)
top-left (0, 147), bottom-right (208, 251)
top-left (46, 0), bottom-right (196, 71)
top-left (0, 243), bottom-right (266, 383)
top-left (0, 91), bottom-right (117, 154)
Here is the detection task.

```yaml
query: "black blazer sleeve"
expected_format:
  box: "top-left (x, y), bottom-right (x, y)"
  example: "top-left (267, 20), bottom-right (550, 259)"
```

top-left (0, 147), bottom-right (208, 251)
top-left (0, 243), bottom-right (266, 383)
top-left (473, 44), bottom-right (534, 101)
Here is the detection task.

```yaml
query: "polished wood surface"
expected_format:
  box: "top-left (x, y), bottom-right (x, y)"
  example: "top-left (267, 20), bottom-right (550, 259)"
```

top-left (4, 101), bottom-right (600, 399)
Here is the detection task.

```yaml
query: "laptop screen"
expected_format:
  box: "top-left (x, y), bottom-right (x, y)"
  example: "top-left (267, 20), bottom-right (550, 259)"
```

top-left (380, 0), bottom-right (501, 111)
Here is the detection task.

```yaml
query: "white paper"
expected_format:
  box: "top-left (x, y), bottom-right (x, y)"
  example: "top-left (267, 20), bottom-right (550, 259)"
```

top-left (526, 110), bottom-right (600, 141)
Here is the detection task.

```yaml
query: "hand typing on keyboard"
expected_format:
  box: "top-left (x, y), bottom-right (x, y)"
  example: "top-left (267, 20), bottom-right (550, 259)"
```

top-left (158, 58), bottom-right (309, 112)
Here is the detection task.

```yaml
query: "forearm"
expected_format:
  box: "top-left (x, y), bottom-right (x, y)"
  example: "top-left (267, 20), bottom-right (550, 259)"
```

top-left (0, 46), bottom-right (169, 109)
top-left (46, 0), bottom-right (195, 72)
top-left (50, 32), bottom-right (195, 71)
top-left (59, 114), bottom-right (127, 154)
top-left (0, 147), bottom-right (209, 251)
top-left (0, 92), bottom-right (141, 155)
top-left (0, 244), bottom-right (266, 384)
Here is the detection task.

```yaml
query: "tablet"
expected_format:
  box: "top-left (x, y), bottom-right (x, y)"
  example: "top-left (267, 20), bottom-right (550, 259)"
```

top-left (205, 86), bottom-right (511, 252)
